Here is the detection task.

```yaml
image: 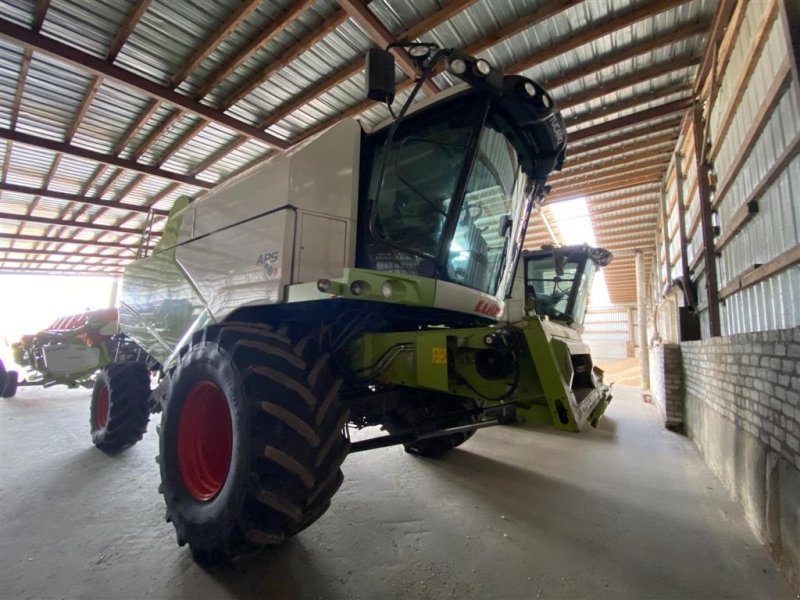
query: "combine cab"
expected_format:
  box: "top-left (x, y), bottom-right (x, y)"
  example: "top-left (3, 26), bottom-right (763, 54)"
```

top-left (88, 44), bottom-right (613, 566)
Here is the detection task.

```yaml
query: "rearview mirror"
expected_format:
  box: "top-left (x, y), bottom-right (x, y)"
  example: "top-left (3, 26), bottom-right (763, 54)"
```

top-left (366, 48), bottom-right (395, 104)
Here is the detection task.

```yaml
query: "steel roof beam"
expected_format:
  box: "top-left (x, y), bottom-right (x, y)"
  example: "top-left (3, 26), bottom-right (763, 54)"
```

top-left (337, 0), bottom-right (439, 97)
top-left (0, 129), bottom-right (212, 189)
top-left (554, 164), bottom-right (669, 192)
top-left (218, 10), bottom-right (349, 109)
top-left (284, 1), bottom-right (700, 152)
top-left (558, 56), bottom-right (699, 111)
top-left (107, 0), bottom-right (152, 63)
top-left (565, 83), bottom-right (691, 131)
top-left (566, 135), bottom-right (678, 169)
top-left (0, 249), bottom-right (129, 261)
top-left (131, 109), bottom-right (183, 161)
top-left (114, 100), bottom-right (160, 157)
top-left (568, 118), bottom-right (682, 155)
top-left (587, 200), bottom-right (659, 217)
top-left (143, 1), bottom-right (318, 168)
top-left (196, 0), bottom-right (320, 100)
top-left (33, 0), bottom-right (51, 31)
top-left (0, 265), bottom-right (124, 275)
top-left (258, 0), bottom-right (479, 133)
top-left (551, 150), bottom-right (674, 182)
top-left (0, 212), bottom-right (159, 236)
top-left (468, 0), bottom-right (581, 56)
top-left (506, 0), bottom-right (694, 74)
top-left (0, 233), bottom-right (148, 251)
top-left (0, 183), bottom-right (167, 216)
top-left (568, 98), bottom-right (693, 143)
top-left (0, 19), bottom-right (289, 151)
top-left (544, 21), bottom-right (708, 91)
top-left (0, 257), bottom-right (124, 268)
top-left (170, 0), bottom-right (265, 87)
top-left (693, 0), bottom-right (738, 95)
top-left (546, 175), bottom-right (663, 203)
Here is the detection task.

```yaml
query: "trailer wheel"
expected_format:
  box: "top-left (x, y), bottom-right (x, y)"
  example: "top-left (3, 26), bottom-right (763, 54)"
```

top-left (90, 362), bottom-right (151, 452)
top-left (387, 392), bottom-right (479, 457)
top-left (1, 359), bottom-right (18, 398)
top-left (2, 370), bottom-right (18, 398)
top-left (158, 322), bottom-right (349, 567)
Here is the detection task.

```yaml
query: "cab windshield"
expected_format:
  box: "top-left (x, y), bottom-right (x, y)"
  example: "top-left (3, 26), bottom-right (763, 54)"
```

top-left (363, 95), bottom-right (525, 296)
top-left (524, 251), bottom-right (595, 326)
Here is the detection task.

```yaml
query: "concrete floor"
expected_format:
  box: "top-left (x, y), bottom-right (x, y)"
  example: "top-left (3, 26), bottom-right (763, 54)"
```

top-left (0, 385), bottom-right (793, 600)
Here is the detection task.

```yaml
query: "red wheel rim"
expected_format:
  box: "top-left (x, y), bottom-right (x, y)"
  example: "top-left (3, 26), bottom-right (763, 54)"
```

top-left (177, 380), bottom-right (233, 501)
top-left (94, 384), bottom-right (110, 429)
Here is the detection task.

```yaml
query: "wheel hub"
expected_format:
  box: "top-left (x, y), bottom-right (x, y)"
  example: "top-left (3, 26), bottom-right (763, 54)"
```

top-left (94, 384), bottom-right (110, 429)
top-left (177, 380), bottom-right (233, 501)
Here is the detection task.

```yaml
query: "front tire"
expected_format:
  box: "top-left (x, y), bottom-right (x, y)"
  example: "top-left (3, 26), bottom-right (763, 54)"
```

top-left (2, 370), bottom-right (18, 398)
top-left (158, 322), bottom-right (350, 567)
top-left (90, 362), bottom-right (150, 452)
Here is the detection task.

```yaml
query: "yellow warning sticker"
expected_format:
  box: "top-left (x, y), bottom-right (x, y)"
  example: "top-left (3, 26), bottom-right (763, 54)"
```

top-left (431, 347), bottom-right (446, 364)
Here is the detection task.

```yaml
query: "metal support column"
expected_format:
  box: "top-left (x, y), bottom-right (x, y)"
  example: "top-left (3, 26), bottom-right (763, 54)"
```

top-left (636, 249), bottom-right (650, 388)
top-left (692, 105), bottom-right (722, 336)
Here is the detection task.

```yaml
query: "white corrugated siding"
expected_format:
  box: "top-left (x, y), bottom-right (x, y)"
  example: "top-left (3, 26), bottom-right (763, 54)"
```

top-left (709, 4), bottom-right (799, 335)
top-left (583, 306), bottom-right (632, 359)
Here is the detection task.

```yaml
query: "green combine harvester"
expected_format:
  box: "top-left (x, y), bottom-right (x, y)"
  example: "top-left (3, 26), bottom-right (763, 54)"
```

top-left (89, 44), bottom-right (613, 566)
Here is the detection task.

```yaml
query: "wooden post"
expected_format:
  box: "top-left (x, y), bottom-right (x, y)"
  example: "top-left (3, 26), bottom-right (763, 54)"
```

top-left (627, 307), bottom-right (636, 357)
top-left (659, 185), bottom-right (671, 291)
top-left (692, 105), bottom-right (722, 337)
top-left (674, 151), bottom-right (692, 288)
top-left (777, 0), bottom-right (800, 92)
top-left (636, 250), bottom-right (650, 388)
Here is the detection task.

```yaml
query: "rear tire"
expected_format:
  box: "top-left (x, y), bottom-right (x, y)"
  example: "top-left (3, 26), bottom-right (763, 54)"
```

top-left (387, 392), bottom-right (479, 457)
top-left (90, 362), bottom-right (150, 452)
top-left (158, 322), bottom-right (349, 567)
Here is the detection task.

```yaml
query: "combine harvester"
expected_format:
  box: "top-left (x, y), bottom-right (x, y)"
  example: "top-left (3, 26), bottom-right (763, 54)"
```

top-left (5, 308), bottom-right (140, 396)
top-left (43, 44), bottom-right (614, 565)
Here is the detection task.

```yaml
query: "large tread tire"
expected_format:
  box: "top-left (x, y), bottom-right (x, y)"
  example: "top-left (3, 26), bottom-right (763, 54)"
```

top-left (2, 370), bottom-right (18, 398)
top-left (90, 362), bottom-right (151, 452)
top-left (159, 322), bottom-right (349, 567)
top-left (387, 392), bottom-right (479, 458)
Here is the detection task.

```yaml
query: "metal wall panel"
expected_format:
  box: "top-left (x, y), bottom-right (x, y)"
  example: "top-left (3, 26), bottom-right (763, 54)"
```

top-left (583, 306), bottom-right (632, 359)
top-left (702, 3), bottom-right (800, 335)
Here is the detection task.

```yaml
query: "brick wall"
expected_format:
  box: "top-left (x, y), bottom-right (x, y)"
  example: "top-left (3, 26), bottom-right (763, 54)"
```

top-left (681, 329), bottom-right (800, 471)
top-left (649, 343), bottom-right (685, 429)
top-left (679, 327), bottom-right (800, 590)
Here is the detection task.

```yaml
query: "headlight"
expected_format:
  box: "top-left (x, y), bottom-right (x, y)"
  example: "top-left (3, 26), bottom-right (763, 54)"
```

top-left (350, 281), bottom-right (366, 295)
top-left (381, 281), bottom-right (393, 299)
top-left (475, 59), bottom-right (491, 75)
top-left (523, 82), bottom-right (536, 97)
top-left (449, 58), bottom-right (467, 75)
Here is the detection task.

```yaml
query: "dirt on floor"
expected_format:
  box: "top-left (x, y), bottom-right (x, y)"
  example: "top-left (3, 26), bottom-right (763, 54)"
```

top-left (595, 357), bottom-right (642, 388)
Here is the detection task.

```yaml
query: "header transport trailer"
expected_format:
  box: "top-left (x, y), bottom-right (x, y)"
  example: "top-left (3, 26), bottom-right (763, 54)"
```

top-left (87, 44), bottom-right (612, 566)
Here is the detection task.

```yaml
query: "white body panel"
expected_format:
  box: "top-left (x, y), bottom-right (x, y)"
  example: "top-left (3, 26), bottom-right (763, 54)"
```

top-left (175, 209), bottom-right (296, 316)
top-left (294, 212), bottom-right (349, 282)
top-left (504, 265), bottom-right (526, 322)
top-left (43, 344), bottom-right (102, 376)
top-left (434, 280), bottom-right (504, 319)
top-left (168, 119), bottom-right (361, 319)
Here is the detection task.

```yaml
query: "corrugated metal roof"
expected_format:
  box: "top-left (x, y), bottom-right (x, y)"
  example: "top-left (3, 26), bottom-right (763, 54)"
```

top-left (0, 0), bottom-right (720, 302)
